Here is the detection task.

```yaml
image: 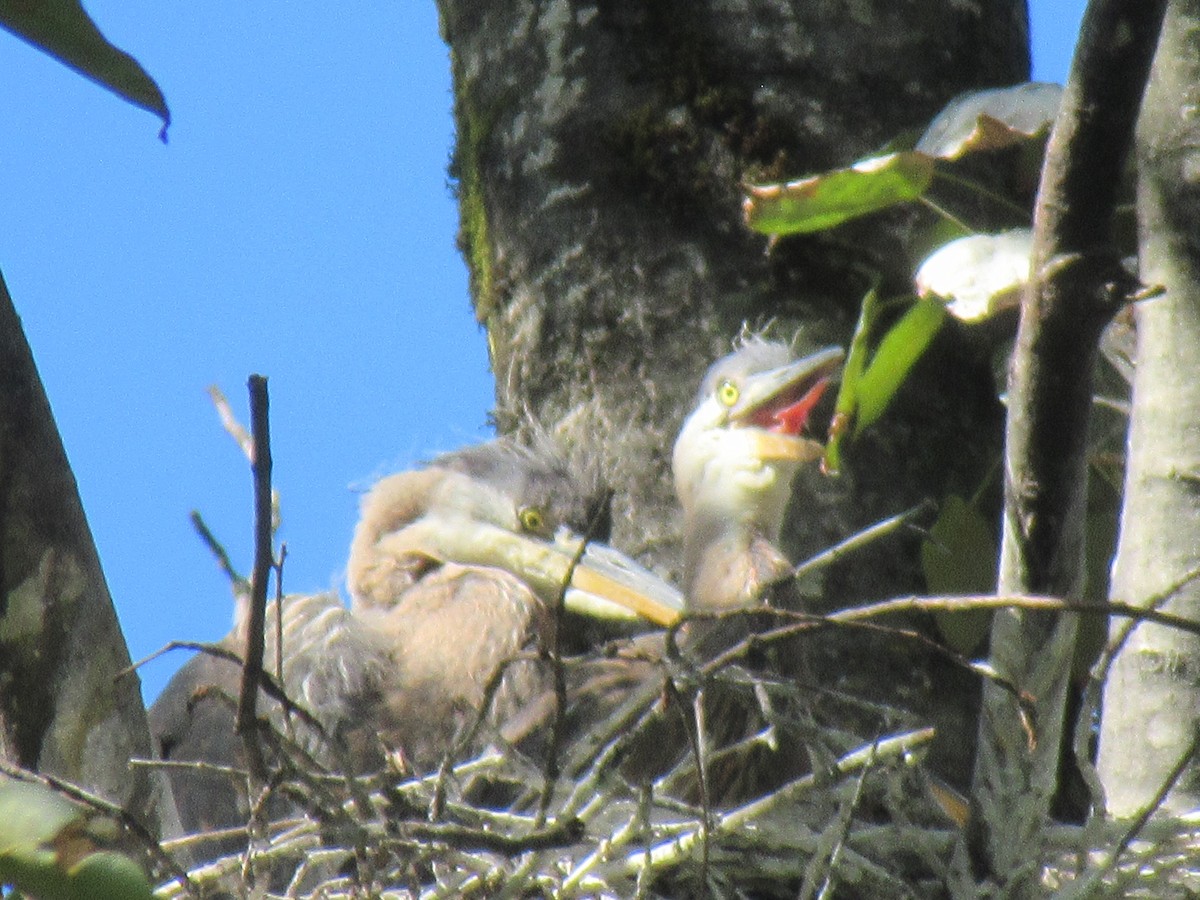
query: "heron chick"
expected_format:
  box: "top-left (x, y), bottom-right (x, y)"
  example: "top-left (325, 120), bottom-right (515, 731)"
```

top-left (151, 438), bottom-right (684, 840)
top-left (673, 339), bottom-right (843, 610)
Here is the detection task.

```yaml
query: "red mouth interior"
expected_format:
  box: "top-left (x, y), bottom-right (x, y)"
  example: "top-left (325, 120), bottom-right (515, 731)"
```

top-left (747, 377), bottom-right (832, 436)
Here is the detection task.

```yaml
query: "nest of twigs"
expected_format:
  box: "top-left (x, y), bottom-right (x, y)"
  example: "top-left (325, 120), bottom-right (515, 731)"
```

top-left (148, 606), bottom-right (983, 899)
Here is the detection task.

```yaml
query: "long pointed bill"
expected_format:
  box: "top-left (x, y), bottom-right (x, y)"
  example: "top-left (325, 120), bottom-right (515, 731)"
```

top-left (562, 541), bottom-right (683, 626)
top-left (376, 518), bottom-right (683, 626)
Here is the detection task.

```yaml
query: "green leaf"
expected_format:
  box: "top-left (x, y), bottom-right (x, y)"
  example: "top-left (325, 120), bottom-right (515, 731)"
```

top-left (853, 299), bottom-right (946, 433)
top-left (0, 781), bottom-right (83, 855)
top-left (822, 283), bottom-right (880, 475)
top-left (0, 781), bottom-right (151, 900)
top-left (68, 851), bottom-right (153, 900)
top-left (744, 152), bottom-right (935, 235)
top-left (921, 495), bottom-right (997, 655)
top-left (0, 0), bottom-right (170, 132)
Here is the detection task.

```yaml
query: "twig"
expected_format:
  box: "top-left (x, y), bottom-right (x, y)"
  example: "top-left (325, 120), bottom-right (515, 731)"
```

top-left (189, 510), bottom-right (248, 593)
top-left (537, 492), bottom-right (611, 826)
top-left (206, 384), bottom-right (253, 459)
top-left (274, 542), bottom-right (287, 689)
top-left (619, 728), bottom-right (935, 876)
top-left (125, 639), bottom-right (327, 735)
top-left (792, 503), bottom-right (932, 584)
top-left (831, 592), bottom-right (1200, 641)
top-left (1062, 730), bottom-right (1200, 899)
top-left (810, 739), bottom-right (876, 900)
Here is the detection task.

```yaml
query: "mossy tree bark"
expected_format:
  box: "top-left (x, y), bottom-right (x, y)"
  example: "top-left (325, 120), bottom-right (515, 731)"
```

top-left (437, 0), bottom-right (1028, 784)
top-left (0, 269), bottom-right (173, 839)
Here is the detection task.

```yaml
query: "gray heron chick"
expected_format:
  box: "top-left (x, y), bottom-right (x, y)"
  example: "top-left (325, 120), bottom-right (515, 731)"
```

top-left (673, 339), bottom-right (843, 610)
top-left (343, 439), bottom-right (683, 765)
top-left (150, 439), bottom-right (683, 840)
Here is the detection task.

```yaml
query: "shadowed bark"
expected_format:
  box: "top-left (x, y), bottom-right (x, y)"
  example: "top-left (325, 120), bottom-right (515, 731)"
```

top-left (965, 0), bottom-right (1166, 891)
top-left (0, 269), bottom-right (174, 839)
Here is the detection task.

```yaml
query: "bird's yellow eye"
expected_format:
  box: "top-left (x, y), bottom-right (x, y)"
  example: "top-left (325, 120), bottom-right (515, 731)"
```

top-left (518, 506), bottom-right (548, 535)
top-left (716, 379), bottom-right (740, 407)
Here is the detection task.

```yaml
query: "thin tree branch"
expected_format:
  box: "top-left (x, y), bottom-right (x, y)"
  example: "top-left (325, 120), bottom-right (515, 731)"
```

top-left (236, 375), bottom-right (273, 788)
top-left (189, 509), bottom-right (248, 593)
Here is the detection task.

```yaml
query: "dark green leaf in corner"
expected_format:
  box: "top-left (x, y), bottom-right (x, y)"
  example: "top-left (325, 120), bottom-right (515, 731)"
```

top-left (744, 152), bottom-right (935, 236)
top-left (0, 780), bottom-right (153, 900)
top-left (0, 0), bottom-right (170, 134)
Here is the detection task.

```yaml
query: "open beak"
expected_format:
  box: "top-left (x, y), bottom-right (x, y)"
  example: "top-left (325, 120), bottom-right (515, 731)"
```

top-left (730, 346), bottom-right (844, 462)
top-left (376, 518), bottom-right (684, 626)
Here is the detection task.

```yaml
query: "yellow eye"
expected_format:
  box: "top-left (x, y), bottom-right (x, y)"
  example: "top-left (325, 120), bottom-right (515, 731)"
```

top-left (716, 379), bottom-right (740, 407)
top-left (518, 506), bottom-right (548, 535)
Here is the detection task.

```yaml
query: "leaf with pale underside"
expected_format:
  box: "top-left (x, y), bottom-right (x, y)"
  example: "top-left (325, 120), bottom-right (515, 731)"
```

top-left (915, 82), bottom-right (1061, 160)
top-left (744, 152), bottom-right (935, 236)
top-left (916, 229), bottom-right (1033, 322)
top-left (0, 0), bottom-right (170, 132)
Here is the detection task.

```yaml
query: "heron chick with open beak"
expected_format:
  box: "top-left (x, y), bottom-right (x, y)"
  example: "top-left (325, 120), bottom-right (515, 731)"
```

top-left (673, 338), bottom-right (843, 611)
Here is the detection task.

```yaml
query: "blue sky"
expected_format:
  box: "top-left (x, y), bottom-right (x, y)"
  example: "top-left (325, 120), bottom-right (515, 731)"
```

top-left (0, 1), bottom-right (1088, 706)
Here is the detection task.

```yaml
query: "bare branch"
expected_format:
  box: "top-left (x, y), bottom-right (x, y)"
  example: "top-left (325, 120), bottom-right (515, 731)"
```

top-left (236, 375), bottom-right (274, 791)
top-left (189, 509), bottom-right (248, 593)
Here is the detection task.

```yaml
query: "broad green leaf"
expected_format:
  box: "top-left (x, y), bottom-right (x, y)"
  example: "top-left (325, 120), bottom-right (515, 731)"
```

top-left (68, 851), bottom-right (153, 900)
top-left (921, 495), bottom-right (996, 655)
top-left (916, 229), bottom-right (1033, 322)
top-left (916, 82), bottom-right (1062, 160)
top-left (744, 152), bottom-right (935, 235)
top-left (0, 0), bottom-right (170, 132)
top-left (0, 781), bottom-right (82, 854)
top-left (853, 299), bottom-right (946, 434)
top-left (0, 781), bottom-right (151, 900)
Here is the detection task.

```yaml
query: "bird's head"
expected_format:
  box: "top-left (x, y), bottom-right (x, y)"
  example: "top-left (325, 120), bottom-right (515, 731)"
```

top-left (673, 339), bottom-right (843, 608)
top-left (348, 439), bottom-right (684, 626)
top-left (674, 340), bottom-right (843, 532)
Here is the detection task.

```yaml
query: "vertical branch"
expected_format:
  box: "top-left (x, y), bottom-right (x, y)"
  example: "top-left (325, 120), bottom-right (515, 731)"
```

top-left (235, 375), bottom-right (273, 786)
top-left (1097, 0), bottom-right (1200, 819)
top-left (969, 0), bottom-right (1167, 890)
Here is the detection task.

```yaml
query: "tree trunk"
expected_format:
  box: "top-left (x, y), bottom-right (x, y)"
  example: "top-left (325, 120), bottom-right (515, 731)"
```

top-left (1098, 0), bottom-right (1200, 818)
top-left (437, 0), bottom-right (1026, 593)
top-left (435, 1), bottom-right (1029, 800)
top-left (0, 269), bottom-right (173, 839)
